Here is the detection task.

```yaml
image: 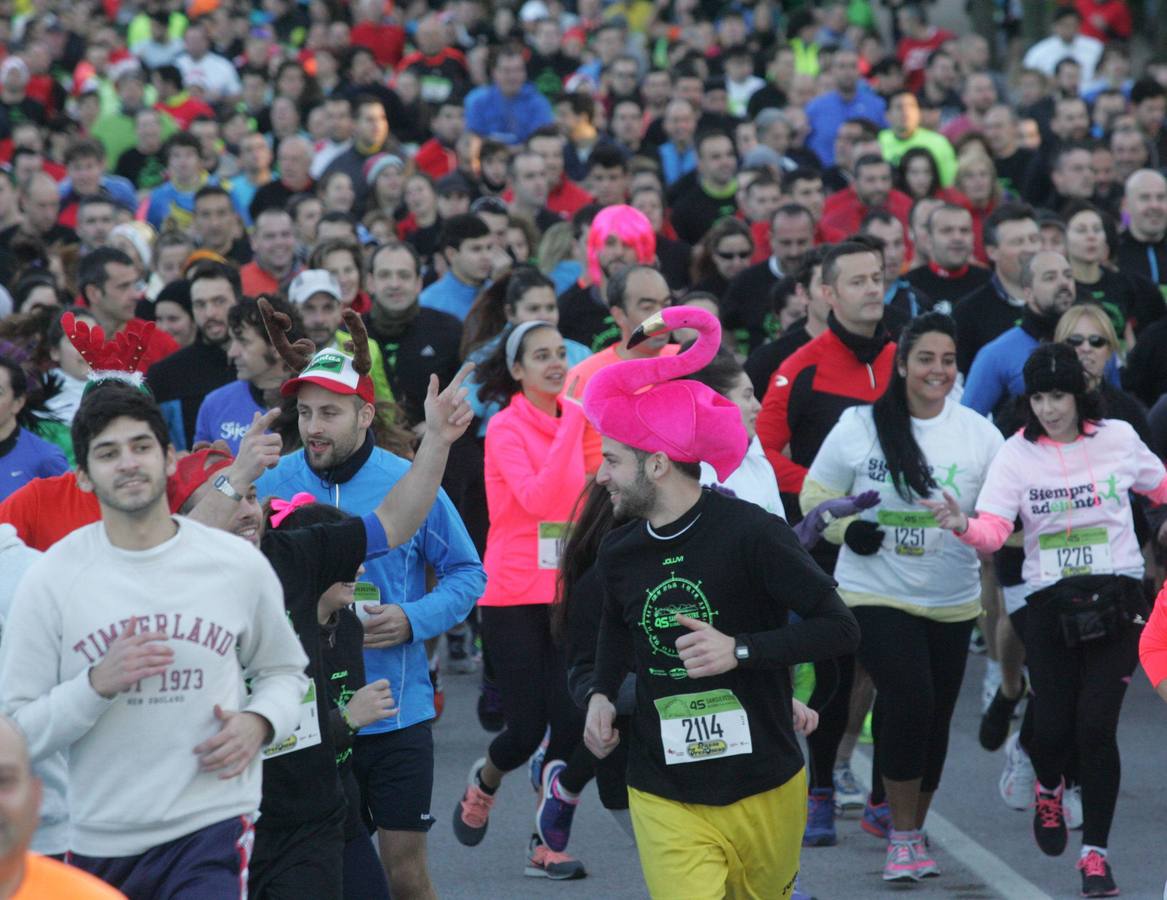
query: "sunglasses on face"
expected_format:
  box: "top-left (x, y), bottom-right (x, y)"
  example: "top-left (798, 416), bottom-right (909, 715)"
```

top-left (716, 250), bottom-right (752, 261)
top-left (1065, 334), bottom-right (1108, 349)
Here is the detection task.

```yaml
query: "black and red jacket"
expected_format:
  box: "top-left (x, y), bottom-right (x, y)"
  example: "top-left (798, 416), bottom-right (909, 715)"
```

top-left (757, 314), bottom-right (896, 502)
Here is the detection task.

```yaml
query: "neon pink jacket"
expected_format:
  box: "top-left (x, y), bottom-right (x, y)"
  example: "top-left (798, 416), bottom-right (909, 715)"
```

top-left (1140, 585), bottom-right (1167, 688)
top-left (480, 393), bottom-right (587, 606)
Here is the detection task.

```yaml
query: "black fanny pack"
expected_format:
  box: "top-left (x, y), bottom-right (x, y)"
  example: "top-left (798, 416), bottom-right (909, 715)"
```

top-left (1026, 575), bottom-right (1144, 648)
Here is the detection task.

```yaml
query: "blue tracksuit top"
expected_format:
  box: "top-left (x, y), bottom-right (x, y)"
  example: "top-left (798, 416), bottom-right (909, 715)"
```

top-left (963, 325), bottom-right (1121, 417)
top-left (464, 83), bottom-right (554, 145)
top-left (193, 380), bottom-right (263, 454)
top-left (254, 446), bottom-right (485, 732)
top-left (0, 428), bottom-right (70, 501)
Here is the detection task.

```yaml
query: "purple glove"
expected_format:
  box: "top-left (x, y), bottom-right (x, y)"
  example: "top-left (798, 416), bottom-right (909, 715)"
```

top-left (793, 491), bottom-right (881, 550)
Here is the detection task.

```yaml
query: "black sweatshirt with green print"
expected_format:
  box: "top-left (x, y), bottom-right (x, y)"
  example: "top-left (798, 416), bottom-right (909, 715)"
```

top-left (592, 488), bottom-right (859, 805)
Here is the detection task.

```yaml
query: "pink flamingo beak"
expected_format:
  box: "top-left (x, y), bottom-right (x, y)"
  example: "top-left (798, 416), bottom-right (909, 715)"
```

top-left (626, 309), bottom-right (669, 349)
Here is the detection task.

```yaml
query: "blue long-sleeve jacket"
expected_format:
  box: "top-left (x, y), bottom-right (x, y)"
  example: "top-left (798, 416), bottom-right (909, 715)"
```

top-left (464, 83), bottom-right (553, 145)
top-left (962, 324), bottom-right (1121, 418)
top-left (255, 446), bottom-right (486, 732)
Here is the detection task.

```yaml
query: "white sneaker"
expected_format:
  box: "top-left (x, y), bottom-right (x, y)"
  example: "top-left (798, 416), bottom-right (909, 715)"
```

top-left (981, 661), bottom-right (1002, 714)
top-left (833, 763), bottom-right (865, 811)
top-left (999, 732), bottom-right (1036, 811)
top-left (1063, 783), bottom-right (1083, 830)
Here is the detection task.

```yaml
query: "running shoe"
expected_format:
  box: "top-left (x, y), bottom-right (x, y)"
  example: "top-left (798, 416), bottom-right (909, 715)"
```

top-left (911, 832), bottom-right (940, 878)
top-left (525, 835), bottom-right (587, 880)
top-left (476, 674), bottom-right (505, 733)
top-left (861, 795), bottom-right (891, 839)
top-left (979, 683), bottom-right (1023, 750)
top-left (1077, 850), bottom-right (1119, 897)
top-left (537, 759), bottom-right (581, 852)
top-left (791, 878), bottom-right (815, 900)
top-left (833, 763), bottom-right (865, 811)
top-left (1064, 782), bottom-right (1083, 831)
top-left (446, 624), bottom-right (477, 674)
top-left (803, 789), bottom-right (837, 847)
top-left (529, 728), bottom-right (550, 793)
top-left (1033, 782), bottom-right (1068, 857)
top-left (999, 731), bottom-right (1036, 811)
top-left (882, 838), bottom-right (919, 882)
top-left (429, 656), bottom-right (444, 721)
top-left (452, 758), bottom-right (494, 847)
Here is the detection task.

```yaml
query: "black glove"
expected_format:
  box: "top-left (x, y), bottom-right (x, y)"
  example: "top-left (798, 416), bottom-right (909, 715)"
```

top-left (844, 520), bottom-right (885, 556)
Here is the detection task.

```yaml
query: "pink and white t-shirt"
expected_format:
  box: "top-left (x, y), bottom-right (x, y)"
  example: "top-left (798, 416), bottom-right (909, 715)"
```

top-left (970, 419), bottom-right (1167, 589)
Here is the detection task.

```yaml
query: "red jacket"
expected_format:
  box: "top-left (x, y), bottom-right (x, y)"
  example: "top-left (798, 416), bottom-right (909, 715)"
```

top-left (415, 138), bottom-right (457, 180)
top-left (351, 22), bottom-right (405, 68)
top-left (1076, 0), bottom-right (1132, 40)
top-left (547, 176), bottom-right (594, 219)
top-left (820, 185), bottom-right (913, 236)
top-left (757, 321), bottom-right (896, 495)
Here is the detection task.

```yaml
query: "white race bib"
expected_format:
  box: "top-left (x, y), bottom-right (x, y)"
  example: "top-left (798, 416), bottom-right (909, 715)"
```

top-left (654, 689), bottom-right (752, 765)
top-left (877, 509), bottom-right (942, 558)
top-left (537, 522), bottom-right (571, 570)
top-left (263, 682), bottom-right (322, 759)
top-left (1038, 527), bottom-right (1114, 582)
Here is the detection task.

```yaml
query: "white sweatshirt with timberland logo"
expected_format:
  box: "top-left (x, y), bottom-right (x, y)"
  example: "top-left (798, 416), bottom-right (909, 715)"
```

top-left (0, 517), bottom-right (308, 857)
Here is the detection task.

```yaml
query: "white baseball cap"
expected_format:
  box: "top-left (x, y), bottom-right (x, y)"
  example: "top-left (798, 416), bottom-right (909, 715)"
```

top-left (280, 347), bottom-right (375, 403)
top-left (289, 269), bottom-right (342, 306)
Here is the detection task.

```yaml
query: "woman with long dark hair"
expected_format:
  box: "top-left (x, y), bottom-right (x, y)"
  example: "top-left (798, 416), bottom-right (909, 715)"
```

top-left (803, 313), bottom-right (1004, 883)
top-left (451, 320), bottom-right (591, 879)
top-left (461, 266), bottom-right (591, 435)
top-left (926, 342), bottom-right (1167, 899)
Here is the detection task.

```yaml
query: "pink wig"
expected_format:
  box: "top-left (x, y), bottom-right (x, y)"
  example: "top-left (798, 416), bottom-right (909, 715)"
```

top-left (582, 306), bottom-right (748, 482)
top-left (586, 204), bottom-right (657, 286)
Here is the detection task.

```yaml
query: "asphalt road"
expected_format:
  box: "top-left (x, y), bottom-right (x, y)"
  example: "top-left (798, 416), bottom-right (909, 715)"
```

top-left (427, 650), bottom-right (1167, 900)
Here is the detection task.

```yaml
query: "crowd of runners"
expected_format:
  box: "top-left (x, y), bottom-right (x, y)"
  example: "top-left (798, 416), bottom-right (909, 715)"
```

top-left (5, 0), bottom-right (1167, 897)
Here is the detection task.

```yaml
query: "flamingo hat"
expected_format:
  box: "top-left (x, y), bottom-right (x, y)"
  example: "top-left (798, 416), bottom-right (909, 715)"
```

top-left (586, 205), bottom-right (656, 286)
top-left (582, 305), bottom-right (748, 482)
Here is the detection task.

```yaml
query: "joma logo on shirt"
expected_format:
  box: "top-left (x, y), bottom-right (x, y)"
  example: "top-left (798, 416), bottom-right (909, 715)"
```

top-left (72, 613), bottom-right (237, 664)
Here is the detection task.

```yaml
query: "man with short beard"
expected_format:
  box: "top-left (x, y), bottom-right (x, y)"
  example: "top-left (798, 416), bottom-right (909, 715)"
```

top-left (253, 331), bottom-right (484, 900)
top-left (963, 250), bottom-right (1077, 417)
top-left (174, 349), bottom-right (476, 900)
top-left (147, 260), bottom-right (242, 450)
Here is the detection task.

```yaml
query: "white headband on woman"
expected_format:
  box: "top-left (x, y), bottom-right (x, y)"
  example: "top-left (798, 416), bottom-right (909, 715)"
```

top-left (505, 320), bottom-right (555, 369)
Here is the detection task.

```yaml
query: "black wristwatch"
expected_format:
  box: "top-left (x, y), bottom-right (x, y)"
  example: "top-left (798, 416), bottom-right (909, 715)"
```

top-left (734, 636), bottom-right (751, 663)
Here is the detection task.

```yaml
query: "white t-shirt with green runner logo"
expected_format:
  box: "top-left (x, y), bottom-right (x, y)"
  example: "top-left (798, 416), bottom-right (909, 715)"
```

top-left (807, 399), bottom-right (1004, 611)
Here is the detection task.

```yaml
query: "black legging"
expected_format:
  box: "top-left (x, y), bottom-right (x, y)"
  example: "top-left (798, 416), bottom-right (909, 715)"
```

top-left (1022, 598), bottom-right (1139, 848)
top-left (480, 604), bottom-right (590, 787)
top-left (854, 606), bottom-right (974, 792)
top-left (806, 653), bottom-right (855, 790)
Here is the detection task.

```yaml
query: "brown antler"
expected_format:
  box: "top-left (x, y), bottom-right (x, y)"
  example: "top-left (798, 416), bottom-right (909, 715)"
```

top-left (341, 309), bottom-right (372, 377)
top-left (259, 297), bottom-right (316, 373)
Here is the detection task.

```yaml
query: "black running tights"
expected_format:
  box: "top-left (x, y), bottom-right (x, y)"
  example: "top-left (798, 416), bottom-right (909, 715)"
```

top-left (1022, 601), bottom-right (1139, 848)
top-left (480, 604), bottom-right (590, 789)
top-left (854, 607), bottom-right (973, 792)
top-left (806, 653), bottom-right (855, 790)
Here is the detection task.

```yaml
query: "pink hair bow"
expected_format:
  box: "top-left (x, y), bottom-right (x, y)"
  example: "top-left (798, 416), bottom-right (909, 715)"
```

top-left (269, 492), bottom-right (318, 529)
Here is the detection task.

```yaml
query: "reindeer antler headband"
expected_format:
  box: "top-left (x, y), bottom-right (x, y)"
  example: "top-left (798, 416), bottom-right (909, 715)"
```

top-left (259, 298), bottom-right (376, 404)
top-left (61, 312), bottom-right (155, 393)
